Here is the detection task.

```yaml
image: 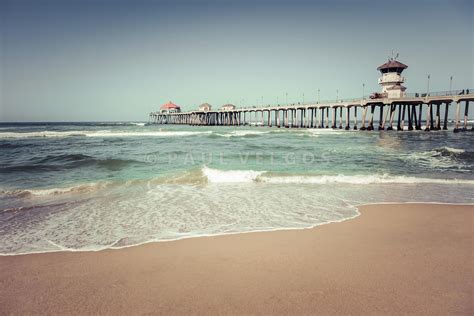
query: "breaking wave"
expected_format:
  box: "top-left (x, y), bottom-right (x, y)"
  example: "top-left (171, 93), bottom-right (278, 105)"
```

top-left (402, 146), bottom-right (472, 170)
top-left (3, 166), bottom-right (473, 199)
top-left (213, 130), bottom-right (272, 137)
top-left (0, 130), bottom-right (212, 138)
top-left (201, 167), bottom-right (474, 185)
top-left (202, 166), bottom-right (265, 183)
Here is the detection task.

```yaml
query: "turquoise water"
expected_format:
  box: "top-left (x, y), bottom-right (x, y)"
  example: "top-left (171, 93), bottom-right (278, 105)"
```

top-left (1, 123), bottom-right (473, 254)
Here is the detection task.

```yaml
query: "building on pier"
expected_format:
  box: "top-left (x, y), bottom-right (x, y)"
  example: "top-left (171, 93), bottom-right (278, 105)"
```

top-left (199, 103), bottom-right (212, 112)
top-left (375, 56), bottom-right (408, 99)
top-left (160, 101), bottom-right (181, 114)
top-left (220, 104), bottom-right (236, 111)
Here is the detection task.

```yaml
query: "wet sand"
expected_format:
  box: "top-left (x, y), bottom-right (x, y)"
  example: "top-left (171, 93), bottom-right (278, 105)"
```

top-left (0, 203), bottom-right (472, 314)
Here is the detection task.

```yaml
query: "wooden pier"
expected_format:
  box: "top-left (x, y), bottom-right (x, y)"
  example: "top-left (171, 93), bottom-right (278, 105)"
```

top-left (150, 90), bottom-right (473, 132)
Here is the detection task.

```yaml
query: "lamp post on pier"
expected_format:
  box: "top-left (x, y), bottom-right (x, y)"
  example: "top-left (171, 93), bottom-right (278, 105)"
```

top-left (427, 74), bottom-right (431, 96)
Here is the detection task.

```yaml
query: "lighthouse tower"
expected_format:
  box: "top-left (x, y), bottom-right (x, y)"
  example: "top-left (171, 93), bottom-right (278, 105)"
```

top-left (377, 53), bottom-right (408, 99)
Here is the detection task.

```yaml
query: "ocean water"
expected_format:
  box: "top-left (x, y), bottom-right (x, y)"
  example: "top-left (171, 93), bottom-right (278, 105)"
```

top-left (0, 122), bottom-right (473, 255)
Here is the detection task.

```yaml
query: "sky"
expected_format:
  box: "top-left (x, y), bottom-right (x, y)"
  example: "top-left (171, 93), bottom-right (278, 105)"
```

top-left (0, 0), bottom-right (472, 122)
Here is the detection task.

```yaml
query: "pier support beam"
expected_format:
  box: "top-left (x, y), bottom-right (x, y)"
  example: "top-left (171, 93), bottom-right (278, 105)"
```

top-left (412, 105), bottom-right (418, 130)
top-left (338, 107), bottom-right (343, 129)
top-left (331, 107), bottom-right (336, 128)
top-left (401, 104), bottom-right (406, 131)
top-left (353, 106), bottom-right (358, 130)
top-left (367, 105), bottom-right (375, 131)
top-left (454, 101), bottom-right (461, 132)
top-left (378, 104), bottom-right (384, 130)
top-left (429, 105), bottom-right (435, 131)
top-left (407, 105), bottom-right (413, 130)
top-left (345, 107), bottom-right (350, 130)
top-left (381, 104), bottom-right (390, 130)
top-left (325, 108), bottom-right (329, 128)
top-left (396, 104), bottom-right (402, 131)
top-left (425, 104), bottom-right (432, 131)
top-left (319, 108), bottom-right (324, 128)
top-left (443, 103), bottom-right (449, 130)
top-left (360, 106), bottom-right (367, 131)
top-left (463, 100), bottom-right (470, 131)
top-left (434, 104), bottom-right (441, 130)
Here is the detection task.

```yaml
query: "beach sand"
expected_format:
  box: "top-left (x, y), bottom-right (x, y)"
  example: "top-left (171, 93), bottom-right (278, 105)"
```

top-left (0, 203), bottom-right (472, 314)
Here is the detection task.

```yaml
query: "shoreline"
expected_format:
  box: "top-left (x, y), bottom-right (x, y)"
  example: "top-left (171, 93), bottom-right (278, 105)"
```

top-left (1, 201), bottom-right (472, 257)
top-left (1, 203), bottom-right (472, 314)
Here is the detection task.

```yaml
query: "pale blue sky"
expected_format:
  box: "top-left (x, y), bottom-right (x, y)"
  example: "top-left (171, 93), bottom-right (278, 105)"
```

top-left (0, 0), bottom-right (472, 121)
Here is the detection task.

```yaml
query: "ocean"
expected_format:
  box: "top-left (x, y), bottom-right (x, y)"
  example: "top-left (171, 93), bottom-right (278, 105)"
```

top-left (0, 122), bottom-right (473, 255)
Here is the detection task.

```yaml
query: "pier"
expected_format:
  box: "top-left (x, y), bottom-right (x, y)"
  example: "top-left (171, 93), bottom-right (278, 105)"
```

top-left (150, 91), bottom-right (473, 132)
top-left (149, 57), bottom-right (474, 132)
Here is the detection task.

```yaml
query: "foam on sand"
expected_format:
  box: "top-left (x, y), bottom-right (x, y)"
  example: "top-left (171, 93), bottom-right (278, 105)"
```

top-left (258, 174), bottom-right (474, 185)
top-left (0, 181), bottom-right (114, 197)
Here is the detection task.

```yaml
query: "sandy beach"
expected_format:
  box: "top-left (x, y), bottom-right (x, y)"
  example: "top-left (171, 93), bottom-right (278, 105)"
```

top-left (0, 203), bottom-right (472, 314)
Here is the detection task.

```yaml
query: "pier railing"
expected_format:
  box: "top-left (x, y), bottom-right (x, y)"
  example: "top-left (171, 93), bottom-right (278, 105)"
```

top-left (405, 89), bottom-right (470, 98)
top-left (217, 90), bottom-right (472, 109)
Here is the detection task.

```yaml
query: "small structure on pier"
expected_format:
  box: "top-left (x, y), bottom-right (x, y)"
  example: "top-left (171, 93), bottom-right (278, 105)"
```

top-left (199, 103), bottom-right (212, 112)
top-left (376, 53), bottom-right (408, 99)
top-left (220, 104), bottom-right (236, 111)
top-left (160, 101), bottom-right (181, 114)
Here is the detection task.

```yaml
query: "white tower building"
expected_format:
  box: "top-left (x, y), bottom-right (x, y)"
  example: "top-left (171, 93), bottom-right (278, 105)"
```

top-left (377, 54), bottom-right (408, 99)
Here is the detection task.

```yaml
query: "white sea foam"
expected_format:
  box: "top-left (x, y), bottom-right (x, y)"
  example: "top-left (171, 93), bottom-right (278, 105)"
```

top-left (0, 182), bottom-right (113, 197)
top-left (441, 147), bottom-right (465, 154)
top-left (258, 174), bottom-right (474, 185)
top-left (0, 130), bottom-right (212, 138)
top-left (202, 166), bottom-right (265, 183)
top-left (85, 131), bottom-right (212, 137)
top-left (200, 167), bottom-right (474, 185)
top-left (0, 131), bottom-right (89, 138)
top-left (215, 130), bottom-right (271, 137)
top-left (4, 170), bottom-right (471, 201)
top-left (402, 146), bottom-right (468, 170)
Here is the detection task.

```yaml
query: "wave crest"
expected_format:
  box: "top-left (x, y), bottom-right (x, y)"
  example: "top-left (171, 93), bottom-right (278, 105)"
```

top-left (0, 130), bottom-right (212, 139)
top-left (202, 166), bottom-right (265, 183)
top-left (200, 167), bottom-right (474, 185)
top-left (0, 181), bottom-right (114, 198)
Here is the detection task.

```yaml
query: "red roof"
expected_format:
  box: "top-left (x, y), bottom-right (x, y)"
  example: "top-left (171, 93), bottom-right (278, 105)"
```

top-left (160, 101), bottom-right (181, 110)
top-left (377, 60), bottom-right (408, 71)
